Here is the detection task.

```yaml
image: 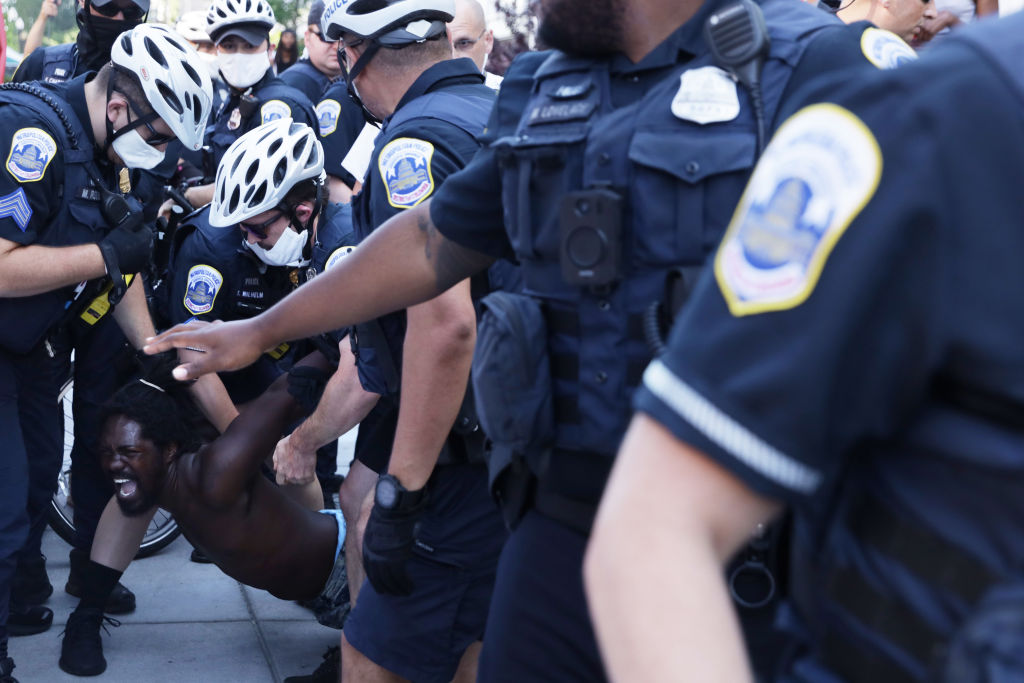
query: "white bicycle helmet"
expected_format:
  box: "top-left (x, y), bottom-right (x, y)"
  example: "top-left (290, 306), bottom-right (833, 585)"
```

top-left (206, 0), bottom-right (275, 41)
top-left (321, 0), bottom-right (454, 43)
top-left (176, 11), bottom-right (212, 44)
top-left (110, 24), bottom-right (214, 152)
top-left (209, 118), bottom-right (324, 227)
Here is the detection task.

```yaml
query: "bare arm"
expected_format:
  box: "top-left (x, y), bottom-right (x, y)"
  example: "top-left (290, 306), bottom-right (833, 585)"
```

top-left (0, 236), bottom-right (106, 296)
top-left (111, 276), bottom-right (156, 347)
top-left (21, 0), bottom-right (58, 58)
top-left (144, 199), bottom-right (495, 380)
top-left (387, 278), bottom-right (476, 490)
top-left (975, 0), bottom-right (998, 15)
top-left (585, 414), bottom-right (782, 682)
top-left (274, 343), bottom-right (380, 485)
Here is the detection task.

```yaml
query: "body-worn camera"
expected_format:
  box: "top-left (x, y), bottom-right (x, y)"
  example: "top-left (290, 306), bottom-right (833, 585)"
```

top-left (559, 187), bottom-right (623, 287)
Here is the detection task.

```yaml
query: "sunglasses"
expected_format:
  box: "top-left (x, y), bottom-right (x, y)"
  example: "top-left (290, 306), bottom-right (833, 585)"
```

top-left (309, 28), bottom-right (338, 45)
top-left (123, 98), bottom-right (174, 147)
top-left (92, 1), bottom-right (146, 21)
top-left (239, 210), bottom-right (285, 240)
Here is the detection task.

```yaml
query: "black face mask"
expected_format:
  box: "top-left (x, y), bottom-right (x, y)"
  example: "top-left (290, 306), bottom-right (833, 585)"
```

top-left (76, 7), bottom-right (139, 69)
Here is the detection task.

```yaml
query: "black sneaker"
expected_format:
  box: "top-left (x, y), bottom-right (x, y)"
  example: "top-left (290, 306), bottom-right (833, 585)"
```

top-left (65, 549), bottom-right (136, 615)
top-left (59, 607), bottom-right (120, 677)
top-left (189, 547), bottom-right (214, 564)
top-left (7, 603), bottom-right (53, 636)
top-left (284, 646), bottom-right (340, 683)
top-left (12, 554), bottom-right (53, 605)
top-left (0, 656), bottom-right (18, 683)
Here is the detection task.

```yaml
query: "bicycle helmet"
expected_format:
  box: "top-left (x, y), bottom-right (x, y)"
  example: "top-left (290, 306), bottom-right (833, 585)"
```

top-left (321, 0), bottom-right (454, 44)
top-left (206, 0), bottom-right (276, 43)
top-left (110, 24), bottom-right (214, 152)
top-left (176, 11), bottom-right (213, 44)
top-left (209, 118), bottom-right (324, 227)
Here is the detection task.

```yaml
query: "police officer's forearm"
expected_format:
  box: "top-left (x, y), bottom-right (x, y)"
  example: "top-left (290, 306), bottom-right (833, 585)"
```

top-left (111, 276), bottom-right (156, 348)
top-left (183, 183), bottom-right (215, 210)
top-left (388, 279), bottom-right (476, 491)
top-left (255, 201), bottom-right (483, 346)
top-left (586, 416), bottom-right (780, 682)
top-left (0, 239), bottom-right (106, 296)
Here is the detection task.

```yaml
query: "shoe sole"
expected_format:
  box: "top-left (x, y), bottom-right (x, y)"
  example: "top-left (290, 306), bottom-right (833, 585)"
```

top-left (59, 657), bottom-right (107, 677)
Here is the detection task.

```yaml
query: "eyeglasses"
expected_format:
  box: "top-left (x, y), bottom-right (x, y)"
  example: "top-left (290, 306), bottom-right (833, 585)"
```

top-left (453, 29), bottom-right (487, 52)
top-left (122, 97), bottom-right (174, 148)
top-left (309, 28), bottom-right (338, 45)
top-left (239, 210), bottom-right (285, 240)
top-left (92, 0), bottom-right (146, 22)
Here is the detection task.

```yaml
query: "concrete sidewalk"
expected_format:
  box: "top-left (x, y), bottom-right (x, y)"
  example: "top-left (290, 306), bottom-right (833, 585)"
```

top-left (8, 527), bottom-right (341, 682)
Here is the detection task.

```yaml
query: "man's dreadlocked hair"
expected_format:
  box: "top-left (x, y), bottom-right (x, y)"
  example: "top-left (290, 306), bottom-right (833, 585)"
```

top-left (100, 352), bottom-right (205, 455)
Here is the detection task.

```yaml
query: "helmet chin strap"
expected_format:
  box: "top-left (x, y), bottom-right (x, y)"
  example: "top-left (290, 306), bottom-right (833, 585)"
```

top-left (338, 41), bottom-right (383, 125)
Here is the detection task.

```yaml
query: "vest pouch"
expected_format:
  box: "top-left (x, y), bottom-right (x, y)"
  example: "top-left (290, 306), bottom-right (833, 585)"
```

top-left (941, 582), bottom-right (1024, 683)
top-left (472, 291), bottom-right (554, 521)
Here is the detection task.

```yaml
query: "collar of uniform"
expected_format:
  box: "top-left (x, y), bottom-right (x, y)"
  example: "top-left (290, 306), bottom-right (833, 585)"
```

top-left (389, 57), bottom-right (485, 118)
top-left (536, 0), bottom-right (731, 78)
top-left (65, 73), bottom-right (98, 149)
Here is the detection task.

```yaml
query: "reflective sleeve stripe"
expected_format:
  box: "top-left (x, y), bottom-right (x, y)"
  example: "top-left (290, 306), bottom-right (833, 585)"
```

top-left (642, 360), bottom-right (822, 495)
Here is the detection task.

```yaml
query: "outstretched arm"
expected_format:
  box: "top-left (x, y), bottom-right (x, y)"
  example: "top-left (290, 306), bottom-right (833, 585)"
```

top-left (585, 414), bottom-right (782, 682)
top-left (144, 199), bottom-right (495, 381)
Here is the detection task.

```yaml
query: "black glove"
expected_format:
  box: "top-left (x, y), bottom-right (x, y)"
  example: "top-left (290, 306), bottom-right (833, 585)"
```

top-left (362, 489), bottom-right (428, 596)
top-left (98, 222), bottom-right (155, 280)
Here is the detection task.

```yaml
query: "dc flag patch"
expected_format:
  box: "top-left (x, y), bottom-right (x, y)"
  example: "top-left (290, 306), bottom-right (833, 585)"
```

top-left (317, 99), bottom-right (341, 137)
top-left (714, 103), bottom-right (882, 316)
top-left (861, 28), bottom-right (917, 69)
top-left (261, 100), bottom-right (291, 124)
top-left (379, 137), bottom-right (435, 209)
top-left (0, 188), bottom-right (33, 231)
top-left (6, 128), bottom-right (57, 183)
top-left (183, 264), bottom-right (224, 315)
top-left (325, 245), bottom-right (356, 270)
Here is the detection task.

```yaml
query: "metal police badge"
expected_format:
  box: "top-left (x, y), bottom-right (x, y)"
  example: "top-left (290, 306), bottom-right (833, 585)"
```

top-left (861, 28), bottom-right (917, 69)
top-left (325, 245), bottom-right (356, 270)
top-left (714, 103), bottom-right (882, 316)
top-left (379, 137), bottom-right (435, 209)
top-left (672, 66), bottom-right (740, 124)
top-left (261, 100), bottom-right (291, 125)
top-left (317, 99), bottom-right (342, 137)
top-left (6, 128), bottom-right (57, 182)
top-left (183, 264), bottom-right (224, 315)
top-left (227, 107), bottom-right (242, 130)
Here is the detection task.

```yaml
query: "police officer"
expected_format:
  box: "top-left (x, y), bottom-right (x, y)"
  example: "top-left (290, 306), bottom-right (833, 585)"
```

top-left (177, 0), bottom-right (319, 212)
top-left (0, 24), bottom-right (211, 681)
top-left (8, 0), bottom-right (163, 623)
top-left (587, 14), bottom-right (1024, 682)
top-left (279, 0), bottom-right (343, 103)
top-left (314, 78), bottom-right (369, 205)
top-left (144, 0), bottom-right (884, 678)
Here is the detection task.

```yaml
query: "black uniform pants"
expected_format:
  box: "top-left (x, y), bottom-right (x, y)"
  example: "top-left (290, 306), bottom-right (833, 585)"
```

top-left (0, 343), bottom-right (62, 645)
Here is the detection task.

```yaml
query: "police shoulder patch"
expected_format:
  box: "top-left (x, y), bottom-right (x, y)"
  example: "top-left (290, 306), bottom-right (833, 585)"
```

top-left (183, 264), bottom-right (224, 315)
top-left (325, 245), bottom-right (356, 270)
top-left (6, 128), bottom-right (57, 183)
top-left (261, 99), bottom-right (292, 124)
top-left (316, 99), bottom-right (342, 137)
top-left (714, 103), bottom-right (882, 316)
top-left (378, 137), bottom-right (435, 209)
top-left (860, 27), bottom-right (917, 69)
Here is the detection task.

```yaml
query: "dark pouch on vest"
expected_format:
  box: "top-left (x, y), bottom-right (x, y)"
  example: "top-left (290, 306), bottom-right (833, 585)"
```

top-left (472, 291), bottom-right (554, 528)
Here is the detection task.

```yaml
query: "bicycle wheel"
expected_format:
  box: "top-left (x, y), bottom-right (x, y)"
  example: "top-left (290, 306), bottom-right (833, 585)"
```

top-left (48, 363), bottom-right (183, 558)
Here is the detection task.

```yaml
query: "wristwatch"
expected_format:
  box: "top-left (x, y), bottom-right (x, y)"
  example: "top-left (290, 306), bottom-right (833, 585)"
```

top-left (375, 474), bottom-right (427, 511)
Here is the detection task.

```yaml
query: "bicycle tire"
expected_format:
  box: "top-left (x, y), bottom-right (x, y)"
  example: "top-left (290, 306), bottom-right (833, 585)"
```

top-left (47, 364), bottom-right (182, 558)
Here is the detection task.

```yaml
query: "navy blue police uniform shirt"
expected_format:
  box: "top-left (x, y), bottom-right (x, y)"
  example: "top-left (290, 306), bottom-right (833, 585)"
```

top-left (207, 70), bottom-right (320, 174)
top-left (634, 21), bottom-right (1024, 683)
top-left (351, 58), bottom-right (494, 397)
top-left (279, 58), bottom-right (335, 104)
top-left (428, 0), bottom-right (880, 476)
top-left (315, 80), bottom-right (368, 191)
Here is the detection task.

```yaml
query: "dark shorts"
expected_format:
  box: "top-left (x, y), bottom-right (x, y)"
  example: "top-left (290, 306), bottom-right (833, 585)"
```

top-left (353, 398), bottom-right (398, 474)
top-left (312, 510), bottom-right (350, 630)
top-left (344, 464), bottom-right (506, 683)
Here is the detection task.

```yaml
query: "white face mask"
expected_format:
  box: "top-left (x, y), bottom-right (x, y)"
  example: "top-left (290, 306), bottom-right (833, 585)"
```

top-left (111, 128), bottom-right (166, 170)
top-left (245, 226), bottom-right (309, 267)
top-left (218, 51), bottom-right (269, 89)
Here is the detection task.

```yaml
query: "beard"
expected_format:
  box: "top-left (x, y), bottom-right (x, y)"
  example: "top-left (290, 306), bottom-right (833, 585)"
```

top-left (536, 0), bottom-right (625, 57)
